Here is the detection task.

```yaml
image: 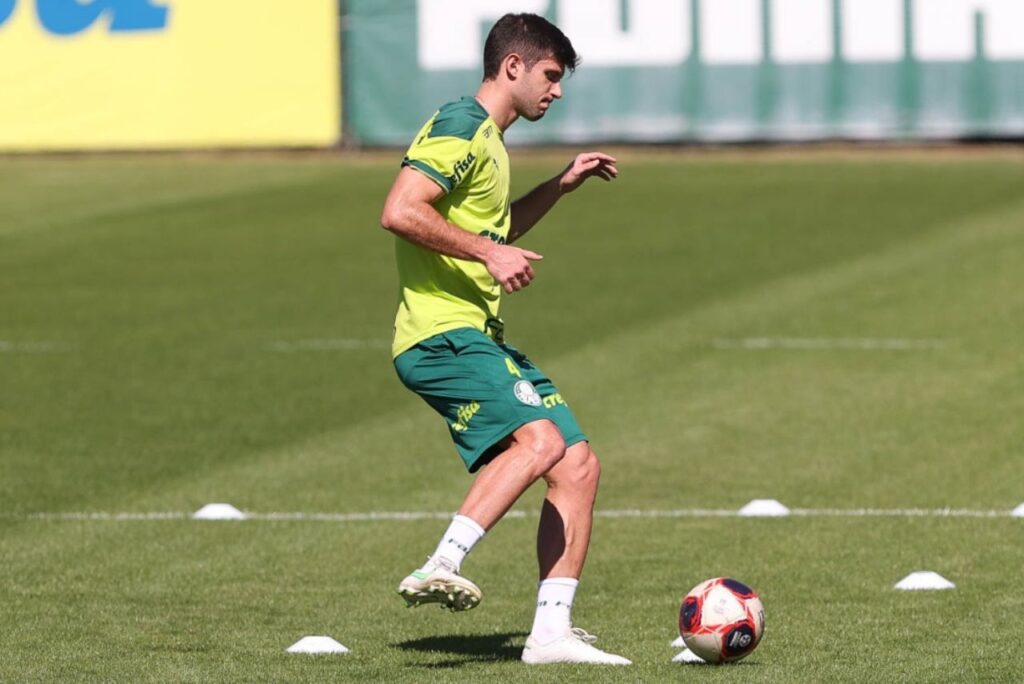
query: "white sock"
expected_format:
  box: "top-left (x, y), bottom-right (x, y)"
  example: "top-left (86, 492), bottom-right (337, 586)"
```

top-left (530, 578), bottom-right (579, 645)
top-left (426, 514), bottom-right (485, 571)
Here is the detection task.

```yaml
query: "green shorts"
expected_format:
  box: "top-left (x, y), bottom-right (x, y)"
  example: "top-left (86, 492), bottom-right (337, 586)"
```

top-left (393, 328), bottom-right (587, 472)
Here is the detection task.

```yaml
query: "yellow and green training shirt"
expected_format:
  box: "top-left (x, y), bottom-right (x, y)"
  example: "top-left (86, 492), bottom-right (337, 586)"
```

top-left (391, 97), bottom-right (511, 358)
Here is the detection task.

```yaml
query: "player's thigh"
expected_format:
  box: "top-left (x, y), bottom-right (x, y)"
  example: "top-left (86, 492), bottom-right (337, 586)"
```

top-left (500, 341), bottom-right (588, 450)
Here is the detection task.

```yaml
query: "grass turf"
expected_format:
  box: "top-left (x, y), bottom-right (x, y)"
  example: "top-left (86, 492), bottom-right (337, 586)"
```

top-left (1, 151), bottom-right (1022, 682)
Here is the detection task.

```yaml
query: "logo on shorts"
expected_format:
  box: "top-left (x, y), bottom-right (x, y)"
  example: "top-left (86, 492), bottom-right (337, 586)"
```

top-left (451, 401), bottom-right (480, 433)
top-left (514, 380), bottom-right (542, 407)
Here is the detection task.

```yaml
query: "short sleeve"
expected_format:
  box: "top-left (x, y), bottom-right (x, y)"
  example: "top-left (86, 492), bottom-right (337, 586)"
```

top-left (403, 135), bottom-right (476, 194)
top-left (402, 99), bottom-right (488, 194)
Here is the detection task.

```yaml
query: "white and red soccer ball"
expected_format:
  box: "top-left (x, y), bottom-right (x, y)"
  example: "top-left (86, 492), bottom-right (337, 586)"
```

top-left (679, 577), bottom-right (765, 664)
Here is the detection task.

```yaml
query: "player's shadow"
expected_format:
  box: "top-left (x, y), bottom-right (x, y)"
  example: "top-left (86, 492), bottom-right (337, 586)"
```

top-left (395, 631), bottom-right (528, 668)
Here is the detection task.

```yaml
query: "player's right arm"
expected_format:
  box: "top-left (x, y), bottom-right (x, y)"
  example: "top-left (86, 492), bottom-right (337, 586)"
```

top-left (380, 167), bottom-right (543, 293)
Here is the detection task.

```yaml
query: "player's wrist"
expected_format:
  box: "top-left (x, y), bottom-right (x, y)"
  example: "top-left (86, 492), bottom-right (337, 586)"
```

top-left (556, 171), bottom-right (572, 195)
top-left (474, 235), bottom-right (500, 263)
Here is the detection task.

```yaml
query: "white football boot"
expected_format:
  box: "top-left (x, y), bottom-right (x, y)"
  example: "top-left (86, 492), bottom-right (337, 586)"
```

top-left (521, 627), bottom-right (632, 665)
top-left (397, 558), bottom-right (482, 612)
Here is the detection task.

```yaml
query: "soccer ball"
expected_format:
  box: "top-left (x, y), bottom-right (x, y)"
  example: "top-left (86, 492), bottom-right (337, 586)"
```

top-left (678, 577), bottom-right (765, 664)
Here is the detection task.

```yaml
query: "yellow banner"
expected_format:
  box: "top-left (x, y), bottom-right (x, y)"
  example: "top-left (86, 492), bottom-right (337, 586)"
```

top-left (0, 0), bottom-right (339, 150)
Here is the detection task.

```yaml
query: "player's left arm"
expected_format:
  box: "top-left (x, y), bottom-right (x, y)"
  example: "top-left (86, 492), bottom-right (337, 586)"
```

top-left (507, 152), bottom-right (618, 244)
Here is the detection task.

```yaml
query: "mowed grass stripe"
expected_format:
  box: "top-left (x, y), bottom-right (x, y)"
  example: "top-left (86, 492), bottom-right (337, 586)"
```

top-left (0, 158), bottom-right (339, 239)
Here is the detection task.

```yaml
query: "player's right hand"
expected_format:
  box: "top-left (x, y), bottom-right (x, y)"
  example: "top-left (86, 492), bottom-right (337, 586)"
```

top-left (484, 244), bottom-right (544, 293)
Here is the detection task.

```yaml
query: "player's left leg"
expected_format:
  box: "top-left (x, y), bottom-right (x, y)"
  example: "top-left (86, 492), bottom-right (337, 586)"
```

top-left (521, 442), bottom-right (631, 665)
top-left (536, 441), bottom-right (599, 580)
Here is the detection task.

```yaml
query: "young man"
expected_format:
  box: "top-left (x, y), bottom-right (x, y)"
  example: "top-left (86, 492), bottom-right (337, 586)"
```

top-left (380, 13), bottom-right (628, 666)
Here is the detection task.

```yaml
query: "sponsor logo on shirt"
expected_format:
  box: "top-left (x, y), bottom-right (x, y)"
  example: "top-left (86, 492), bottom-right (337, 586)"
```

top-left (447, 151), bottom-right (476, 188)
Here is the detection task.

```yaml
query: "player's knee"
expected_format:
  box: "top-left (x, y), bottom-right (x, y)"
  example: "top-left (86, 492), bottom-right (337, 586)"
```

top-left (558, 445), bottom-right (601, 491)
top-left (515, 420), bottom-right (566, 475)
top-left (532, 432), bottom-right (566, 475)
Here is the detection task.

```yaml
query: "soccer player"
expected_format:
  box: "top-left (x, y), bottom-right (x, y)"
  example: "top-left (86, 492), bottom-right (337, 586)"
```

top-left (380, 13), bottom-right (627, 666)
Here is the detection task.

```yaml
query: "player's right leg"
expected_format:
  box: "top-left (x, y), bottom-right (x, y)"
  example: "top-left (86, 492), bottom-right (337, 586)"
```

top-left (397, 555), bottom-right (484, 612)
top-left (397, 419), bottom-right (566, 610)
top-left (455, 419), bottom-right (566, 529)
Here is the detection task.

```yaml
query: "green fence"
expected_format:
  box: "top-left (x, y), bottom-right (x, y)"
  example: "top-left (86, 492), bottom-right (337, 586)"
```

top-left (343, 0), bottom-right (1024, 145)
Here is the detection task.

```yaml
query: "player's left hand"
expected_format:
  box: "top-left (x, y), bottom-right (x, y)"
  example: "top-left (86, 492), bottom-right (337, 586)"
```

top-left (558, 152), bottom-right (619, 194)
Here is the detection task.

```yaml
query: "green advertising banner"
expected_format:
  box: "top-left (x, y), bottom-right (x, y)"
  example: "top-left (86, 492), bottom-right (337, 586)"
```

top-left (344, 0), bottom-right (1024, 145)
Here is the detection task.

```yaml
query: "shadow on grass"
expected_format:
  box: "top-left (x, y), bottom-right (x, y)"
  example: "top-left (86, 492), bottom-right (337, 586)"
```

top-left (395, 631), bottom-right (528, 669)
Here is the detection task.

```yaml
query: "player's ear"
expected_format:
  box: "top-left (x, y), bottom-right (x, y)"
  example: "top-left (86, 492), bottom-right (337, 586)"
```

top-left (504, 53), bottom-right (524, 81)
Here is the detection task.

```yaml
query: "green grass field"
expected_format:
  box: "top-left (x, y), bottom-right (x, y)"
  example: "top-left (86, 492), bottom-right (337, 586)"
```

top-left (1, 150), bottom-right (1022, 682)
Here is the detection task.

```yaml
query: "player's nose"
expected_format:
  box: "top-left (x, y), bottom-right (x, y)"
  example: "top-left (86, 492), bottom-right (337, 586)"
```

top-left (551, 82), bottom-right (562, 99)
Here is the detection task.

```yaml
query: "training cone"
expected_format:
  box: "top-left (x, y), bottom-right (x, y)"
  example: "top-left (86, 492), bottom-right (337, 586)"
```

top-left (192, 503), bottom-right (246, 520)
top-left (287, 636), bottom-right (349, 654)
top-left (738, 499), bottom-right (791, 517)
top-left (895, 571), bottom-right (955, 591)
top-left (672, 648), bottom-right (707, 664)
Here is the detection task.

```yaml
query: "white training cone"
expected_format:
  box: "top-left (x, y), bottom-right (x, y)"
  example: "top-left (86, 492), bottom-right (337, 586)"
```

top-left (895, 571), bottom-right (955, 591)
top-left (670, 635), bottom-right (685, 648)
top-left (287, 636), bottom-right (350, 654)
top-left (738, 499), bottom-right (791, 517)
top-left (672, 648), bottom-right (707, 664)
top-left (1011, 503), bottom-right (1024, 518)
top-left (192, 503), bottom-right (246, 520)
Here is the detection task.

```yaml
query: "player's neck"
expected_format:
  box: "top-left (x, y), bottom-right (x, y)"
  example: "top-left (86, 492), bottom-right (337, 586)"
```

top-left (474, 83), bottom-right (518, 132)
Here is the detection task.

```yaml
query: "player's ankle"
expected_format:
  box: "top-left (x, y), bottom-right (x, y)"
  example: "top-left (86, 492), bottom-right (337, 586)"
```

top-left (527, 626), bottom-right (570, 646)
top-left (426, 515), bottom-right (485, 571)
top-left (529, 577), bottom-right (578, 644)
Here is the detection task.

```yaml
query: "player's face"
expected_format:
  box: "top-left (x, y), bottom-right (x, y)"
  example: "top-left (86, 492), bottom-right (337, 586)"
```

top-left (515, 57), bottom-right (565, 122)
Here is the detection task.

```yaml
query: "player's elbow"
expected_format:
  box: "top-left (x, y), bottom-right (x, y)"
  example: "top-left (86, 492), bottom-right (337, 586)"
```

top-left (379, 203), bottom-right (403, 234)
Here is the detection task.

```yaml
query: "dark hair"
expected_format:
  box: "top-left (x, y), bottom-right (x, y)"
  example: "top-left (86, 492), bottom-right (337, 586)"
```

top-left (482, 13), bottom-right (579, 80)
